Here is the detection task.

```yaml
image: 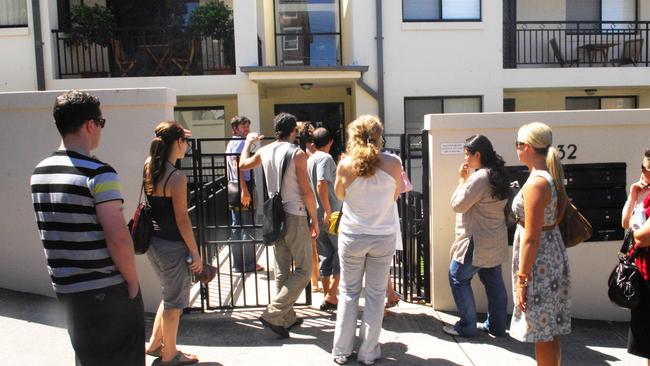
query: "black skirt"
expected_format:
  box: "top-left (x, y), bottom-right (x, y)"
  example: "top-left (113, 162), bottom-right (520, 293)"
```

top-left (628, 281), bottom-right (650, 359)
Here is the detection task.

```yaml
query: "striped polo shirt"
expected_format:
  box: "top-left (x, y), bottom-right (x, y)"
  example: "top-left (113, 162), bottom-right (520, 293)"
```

top-left (31, 150), bottom-right (125, 294)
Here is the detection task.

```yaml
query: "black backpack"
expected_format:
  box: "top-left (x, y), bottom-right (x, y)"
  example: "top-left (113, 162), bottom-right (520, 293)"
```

top-left (262, 145), bottom-right (298, 245)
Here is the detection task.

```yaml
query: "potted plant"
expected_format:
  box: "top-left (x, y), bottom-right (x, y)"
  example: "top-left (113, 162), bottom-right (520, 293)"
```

top-left (188, 1), bottom-right (235, 73)
top-left (67, 4), bottom-right (115, 48)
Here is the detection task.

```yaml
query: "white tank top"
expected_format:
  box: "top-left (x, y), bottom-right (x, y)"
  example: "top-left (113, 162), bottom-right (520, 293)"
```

top-left (339, 167), bottom-right (398, 235)
top-left (260, 141), bottom-right (306, 216)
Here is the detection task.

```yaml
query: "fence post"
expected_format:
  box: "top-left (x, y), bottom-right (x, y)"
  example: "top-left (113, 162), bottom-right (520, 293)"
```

top-left (421, 129), bottom-right (431, 303)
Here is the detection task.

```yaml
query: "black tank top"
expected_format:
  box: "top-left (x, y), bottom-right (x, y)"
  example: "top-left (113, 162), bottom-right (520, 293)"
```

top-left (147, 170), bottom-right (183, 241)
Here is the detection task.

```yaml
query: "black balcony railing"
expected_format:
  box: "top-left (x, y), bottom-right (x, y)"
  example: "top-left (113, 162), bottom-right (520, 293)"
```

top-left (52, 27), bottom-right (236, 78)
top-left (275, 32), bottom-right (341, 66)
top-left (503, 21), bottom-right (650, 68)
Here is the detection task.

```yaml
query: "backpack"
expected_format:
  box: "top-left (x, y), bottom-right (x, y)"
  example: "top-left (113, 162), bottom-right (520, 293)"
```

top-left (262, 145), bottom-right (298, 245)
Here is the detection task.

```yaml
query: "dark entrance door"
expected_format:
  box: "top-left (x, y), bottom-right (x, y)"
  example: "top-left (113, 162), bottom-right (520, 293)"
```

top-left (274, 102), bottom-right (345, 159)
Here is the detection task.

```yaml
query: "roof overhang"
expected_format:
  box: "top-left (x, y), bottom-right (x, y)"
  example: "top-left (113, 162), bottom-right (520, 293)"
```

top-left (240, 65), bottom-right (369, 88)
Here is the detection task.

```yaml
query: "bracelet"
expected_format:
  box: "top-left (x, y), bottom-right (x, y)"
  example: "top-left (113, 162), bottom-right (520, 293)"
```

top-left (516, 273), bottom-right (530, 286)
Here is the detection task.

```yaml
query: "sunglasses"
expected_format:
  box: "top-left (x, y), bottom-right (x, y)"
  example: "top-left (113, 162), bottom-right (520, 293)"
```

top-left (92, 117), bottom-right (106, 128)
top-left (515, 141), bottom-right (526, 149)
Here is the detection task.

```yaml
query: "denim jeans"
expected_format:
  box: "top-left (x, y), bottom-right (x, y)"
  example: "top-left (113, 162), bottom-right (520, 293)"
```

top-left (230, 208), bottom-right (257, 272)
top-left (448, 240), bottom-right (507, 337)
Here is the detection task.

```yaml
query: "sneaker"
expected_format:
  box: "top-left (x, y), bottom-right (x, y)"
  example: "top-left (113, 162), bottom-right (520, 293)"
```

top-left (286, 317), bottom-right (303, 330)
top-left (259, 317), bottom-right (290, 338)
top-left (442, 325), bottom-right (460, 337)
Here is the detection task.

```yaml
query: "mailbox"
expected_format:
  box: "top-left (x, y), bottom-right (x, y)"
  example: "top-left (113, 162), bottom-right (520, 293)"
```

top-left (506, 162), bottom-right (627, 243)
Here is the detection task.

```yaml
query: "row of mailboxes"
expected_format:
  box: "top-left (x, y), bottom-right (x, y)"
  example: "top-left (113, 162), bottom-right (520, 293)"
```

top-left (506, 162), bottom-right (627, 243)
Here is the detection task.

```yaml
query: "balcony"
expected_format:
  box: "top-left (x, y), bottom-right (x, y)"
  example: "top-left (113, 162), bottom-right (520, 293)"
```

top-left (503, 21), bottom-right (649, 69)
top-left (52, 27), bottom-right (235, 79)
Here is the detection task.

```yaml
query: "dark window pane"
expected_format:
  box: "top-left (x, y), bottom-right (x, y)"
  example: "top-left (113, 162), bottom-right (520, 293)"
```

top-left (566, 97), bottom-right (600, 110)
top-left (403, 0), bottom-right (440, 21)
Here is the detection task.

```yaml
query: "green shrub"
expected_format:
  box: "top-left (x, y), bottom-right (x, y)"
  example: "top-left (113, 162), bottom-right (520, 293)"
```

top-left (69, 4), bottom-right (115, 47)
top-left (188, 1), bottom-right (233, 40)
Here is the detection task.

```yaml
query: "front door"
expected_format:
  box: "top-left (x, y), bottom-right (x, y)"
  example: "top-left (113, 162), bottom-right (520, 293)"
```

top-left (274, 103), bottom-right (345, 160)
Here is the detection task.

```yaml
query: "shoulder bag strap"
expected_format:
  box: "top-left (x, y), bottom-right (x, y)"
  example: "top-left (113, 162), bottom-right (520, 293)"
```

top-left (140, 163), bottom-right (147, 204)
top-left (162, 168), bottom-right (177, 198)
top-left (277, 145), bottom-right (298, 192)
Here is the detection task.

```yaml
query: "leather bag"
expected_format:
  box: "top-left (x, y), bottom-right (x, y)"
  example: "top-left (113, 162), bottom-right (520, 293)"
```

top-left (262, 145), bottom-right (298, 245)
top-left (558, 202), bottom-right (593, 248)
top-left (607, 230), bottom-right (643, 309)
top-left (127, 182), bottom-right (153, 254)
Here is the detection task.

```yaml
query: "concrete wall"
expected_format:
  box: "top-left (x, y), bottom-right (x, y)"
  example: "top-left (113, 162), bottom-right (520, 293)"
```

top-left (504, 87), bottom-right (650, 111)
top-left (0, 88), bottom-right (176, 312)
top-left (424, 109), bottom-right (650, 321)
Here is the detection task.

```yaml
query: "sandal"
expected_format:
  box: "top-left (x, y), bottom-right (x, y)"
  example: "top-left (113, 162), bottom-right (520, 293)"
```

top-left (385, 292), bottom-right (401, 309)
top-left (160, 351), bottom-right (198, 366)
top-left (145, 344), bottom-right (162, 358)
top-left (312, 286), bottom-right (323, 293)
top-left (320, 300), bottom-right (338, 311)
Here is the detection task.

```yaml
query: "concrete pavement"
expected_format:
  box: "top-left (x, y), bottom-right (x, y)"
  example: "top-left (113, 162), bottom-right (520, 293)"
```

top-left (0, 287), bottom-right (641, 366)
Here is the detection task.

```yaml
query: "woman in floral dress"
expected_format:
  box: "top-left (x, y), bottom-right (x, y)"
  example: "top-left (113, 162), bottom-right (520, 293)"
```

top-left (511, 122), bottom-right (571, 366)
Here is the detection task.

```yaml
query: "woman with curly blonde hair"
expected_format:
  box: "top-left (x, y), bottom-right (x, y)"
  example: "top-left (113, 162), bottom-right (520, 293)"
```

top-left (331, 115), bottom-right (402, 365)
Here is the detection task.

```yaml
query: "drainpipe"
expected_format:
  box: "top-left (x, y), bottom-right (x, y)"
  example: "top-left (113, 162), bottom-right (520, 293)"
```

top-left (32, 0), bottom-right (45, 91)
top-left (375, 0), bottom-right (384, 122)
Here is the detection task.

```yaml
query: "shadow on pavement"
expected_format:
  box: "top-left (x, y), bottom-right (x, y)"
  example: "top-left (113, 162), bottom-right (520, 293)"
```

top-left (0, 287), bottom-right (66, 328)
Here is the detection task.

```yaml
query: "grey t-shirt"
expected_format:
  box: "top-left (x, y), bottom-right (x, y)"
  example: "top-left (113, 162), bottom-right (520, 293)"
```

top-left (307, 150), bottom-right (342, 218)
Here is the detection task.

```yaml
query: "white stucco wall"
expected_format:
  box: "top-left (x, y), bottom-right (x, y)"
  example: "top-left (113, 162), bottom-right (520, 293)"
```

top-left (425, 109), bottom-right (650, 321)
top-left (0, 0), bottom-right (37, 92)
top-left (0, 88), bottom-right (176, 312)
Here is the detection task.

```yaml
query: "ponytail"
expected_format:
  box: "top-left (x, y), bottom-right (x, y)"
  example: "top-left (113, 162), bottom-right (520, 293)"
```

top-left (144, 121), bottom-right (184, 194)
top-left (346, 115), bottom-right (383, 177)
top-left (546, 146), bottom-right (568, 208)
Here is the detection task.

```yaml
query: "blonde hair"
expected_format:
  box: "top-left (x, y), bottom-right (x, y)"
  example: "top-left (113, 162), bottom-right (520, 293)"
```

top-left (517, 122), bottom-right (567, 202)
top-left (346, 115), bottom-right (383, 177)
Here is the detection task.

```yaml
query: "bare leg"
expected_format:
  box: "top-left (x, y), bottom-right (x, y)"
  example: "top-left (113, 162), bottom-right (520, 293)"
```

top-left (322, 276), bottom-right (331, 296)
top-left (310, 238), bottom-right (320, 291)
top-left (535, 336), bottom-right (561, 366)
top-left (324, 274), bottom-right (340, 304)
top-left (146, 301), bottom-right (164, 352)
top-left (386, 276), bottom-right (400, 304)
top-left (160, 308), bottom-right (197, 363)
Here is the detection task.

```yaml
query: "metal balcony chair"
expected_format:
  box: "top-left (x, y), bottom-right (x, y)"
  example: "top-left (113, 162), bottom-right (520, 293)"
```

top-left (610, 39), bottom-right (644, 66)
top-left (111, 39), bottom-right (137, 77)
top-left (550, 38), bottom-right (578, 67)
top-left (171, 38), bottom-right (199, 75)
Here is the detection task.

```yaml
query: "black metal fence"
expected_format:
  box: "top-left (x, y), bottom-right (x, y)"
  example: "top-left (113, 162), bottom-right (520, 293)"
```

top-left (184, 137), bottom-right (313, 311)
top-left (504, 21), bottom-right (650, 68)
top-left (384, 132), bottom-right (431, 304)
top-left (52, 27), bottom-right (235, 79)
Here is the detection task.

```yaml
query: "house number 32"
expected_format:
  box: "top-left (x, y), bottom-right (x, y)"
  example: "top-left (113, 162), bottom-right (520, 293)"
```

top-left (557, 144), bottom-right (577, 160)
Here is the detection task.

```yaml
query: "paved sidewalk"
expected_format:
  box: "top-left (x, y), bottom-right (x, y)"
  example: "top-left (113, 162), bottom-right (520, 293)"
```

top-left (0, 287), bottom-right (640, 366)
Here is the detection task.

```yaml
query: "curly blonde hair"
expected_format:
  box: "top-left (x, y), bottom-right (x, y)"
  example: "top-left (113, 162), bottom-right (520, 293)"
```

top-left (346, 115), bottom-right (383, 177)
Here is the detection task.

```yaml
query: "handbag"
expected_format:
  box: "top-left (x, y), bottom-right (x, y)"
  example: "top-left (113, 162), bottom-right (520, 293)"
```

top-left (558, 201), bottom-right (593, 248)
top-left (607, 229), bottom-right (643, 309)
top-left (262, 145), bottom-right (298, 245)
top-left (227, 181), bottom-right (241, 207)
top-left (328, 211), bottom-right (342, 236)
top-left (127, 181), bottom-right (153, 255)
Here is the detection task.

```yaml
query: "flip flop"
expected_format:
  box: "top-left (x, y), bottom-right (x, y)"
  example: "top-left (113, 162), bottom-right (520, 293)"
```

top-left (160, 351), bottom-right (198, 366)
top-left (319, 300), bottom-right (337, 311)
top-left (145, 344), bottom-right (162, 358)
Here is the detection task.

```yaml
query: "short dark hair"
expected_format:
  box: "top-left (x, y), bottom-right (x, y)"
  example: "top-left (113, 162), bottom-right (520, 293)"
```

top-left (53, 90), bottom-right (101, 136)
top-left (312, 127), bottom-right (332, 148)
top-left (274, 112), bottom-right (297, 140)
top-left (230, 115), bottom-right (250, 131)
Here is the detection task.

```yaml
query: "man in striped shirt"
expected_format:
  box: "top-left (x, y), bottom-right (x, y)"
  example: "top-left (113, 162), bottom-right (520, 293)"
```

top-left (31, 90), bottom-right (144, 366)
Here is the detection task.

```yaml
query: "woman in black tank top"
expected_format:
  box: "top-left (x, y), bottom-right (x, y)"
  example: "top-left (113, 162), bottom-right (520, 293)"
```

top-left (143, 121), bottom-right (201, 365)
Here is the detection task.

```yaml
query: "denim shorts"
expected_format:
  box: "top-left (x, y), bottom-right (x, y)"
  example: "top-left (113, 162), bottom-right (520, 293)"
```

top-left (146, 236), bottom-right (191, 309)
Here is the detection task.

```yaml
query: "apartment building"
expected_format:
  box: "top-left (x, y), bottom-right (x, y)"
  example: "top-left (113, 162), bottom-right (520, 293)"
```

top-left (3, 0), bottom-right (650, 140)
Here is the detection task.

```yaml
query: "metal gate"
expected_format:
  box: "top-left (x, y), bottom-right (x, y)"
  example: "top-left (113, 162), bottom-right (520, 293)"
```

top-left (182, 137), bottom-right (311, 311)
top-left (385, 132), bottom-right (431, 304)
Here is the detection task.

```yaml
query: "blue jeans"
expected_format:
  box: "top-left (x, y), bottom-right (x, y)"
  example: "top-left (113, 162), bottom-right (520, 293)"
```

top-left (448, 240), bottom-right (507, 337)
top-left (230, 209), bottom-right (257, 272)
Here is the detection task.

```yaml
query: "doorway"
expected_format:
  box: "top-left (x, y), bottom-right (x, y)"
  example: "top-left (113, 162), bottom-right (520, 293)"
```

top-left (274, 102), bottom-right (345, 159)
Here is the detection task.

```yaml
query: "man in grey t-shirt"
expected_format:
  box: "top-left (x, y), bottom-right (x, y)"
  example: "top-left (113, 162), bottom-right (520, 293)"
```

top-left (307, 128), bottom-right (342, 310)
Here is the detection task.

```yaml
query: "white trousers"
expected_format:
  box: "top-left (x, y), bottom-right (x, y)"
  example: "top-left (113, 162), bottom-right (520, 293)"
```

top-left (332, 232), bottom-right (395, 363)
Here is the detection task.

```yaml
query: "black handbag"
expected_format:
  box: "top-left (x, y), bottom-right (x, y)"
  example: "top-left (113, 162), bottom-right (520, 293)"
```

top-left (262, 145), bottom-right (297, 245)
top-left (607, 229), bottom-right (643, 309)
top-left (127, 182), bottom-right (153, 255)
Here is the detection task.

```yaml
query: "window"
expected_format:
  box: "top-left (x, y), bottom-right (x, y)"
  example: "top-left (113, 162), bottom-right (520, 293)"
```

top-left (1, 0), bottom-right (28, 28)
top-left (404, 96), bottom-right (482, 134)
top-left (565, 96), bottom-right (637, 110)
top-left (402, 0), bottom-right (481, 22)
top-left (503, 98), bottom-right (516, 112)
top-left (566, 0), bottom-right (637, 31)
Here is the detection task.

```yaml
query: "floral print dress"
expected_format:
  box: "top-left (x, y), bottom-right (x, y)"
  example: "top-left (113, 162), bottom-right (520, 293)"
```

top-left (510, 170), bottom-right (571, 343)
